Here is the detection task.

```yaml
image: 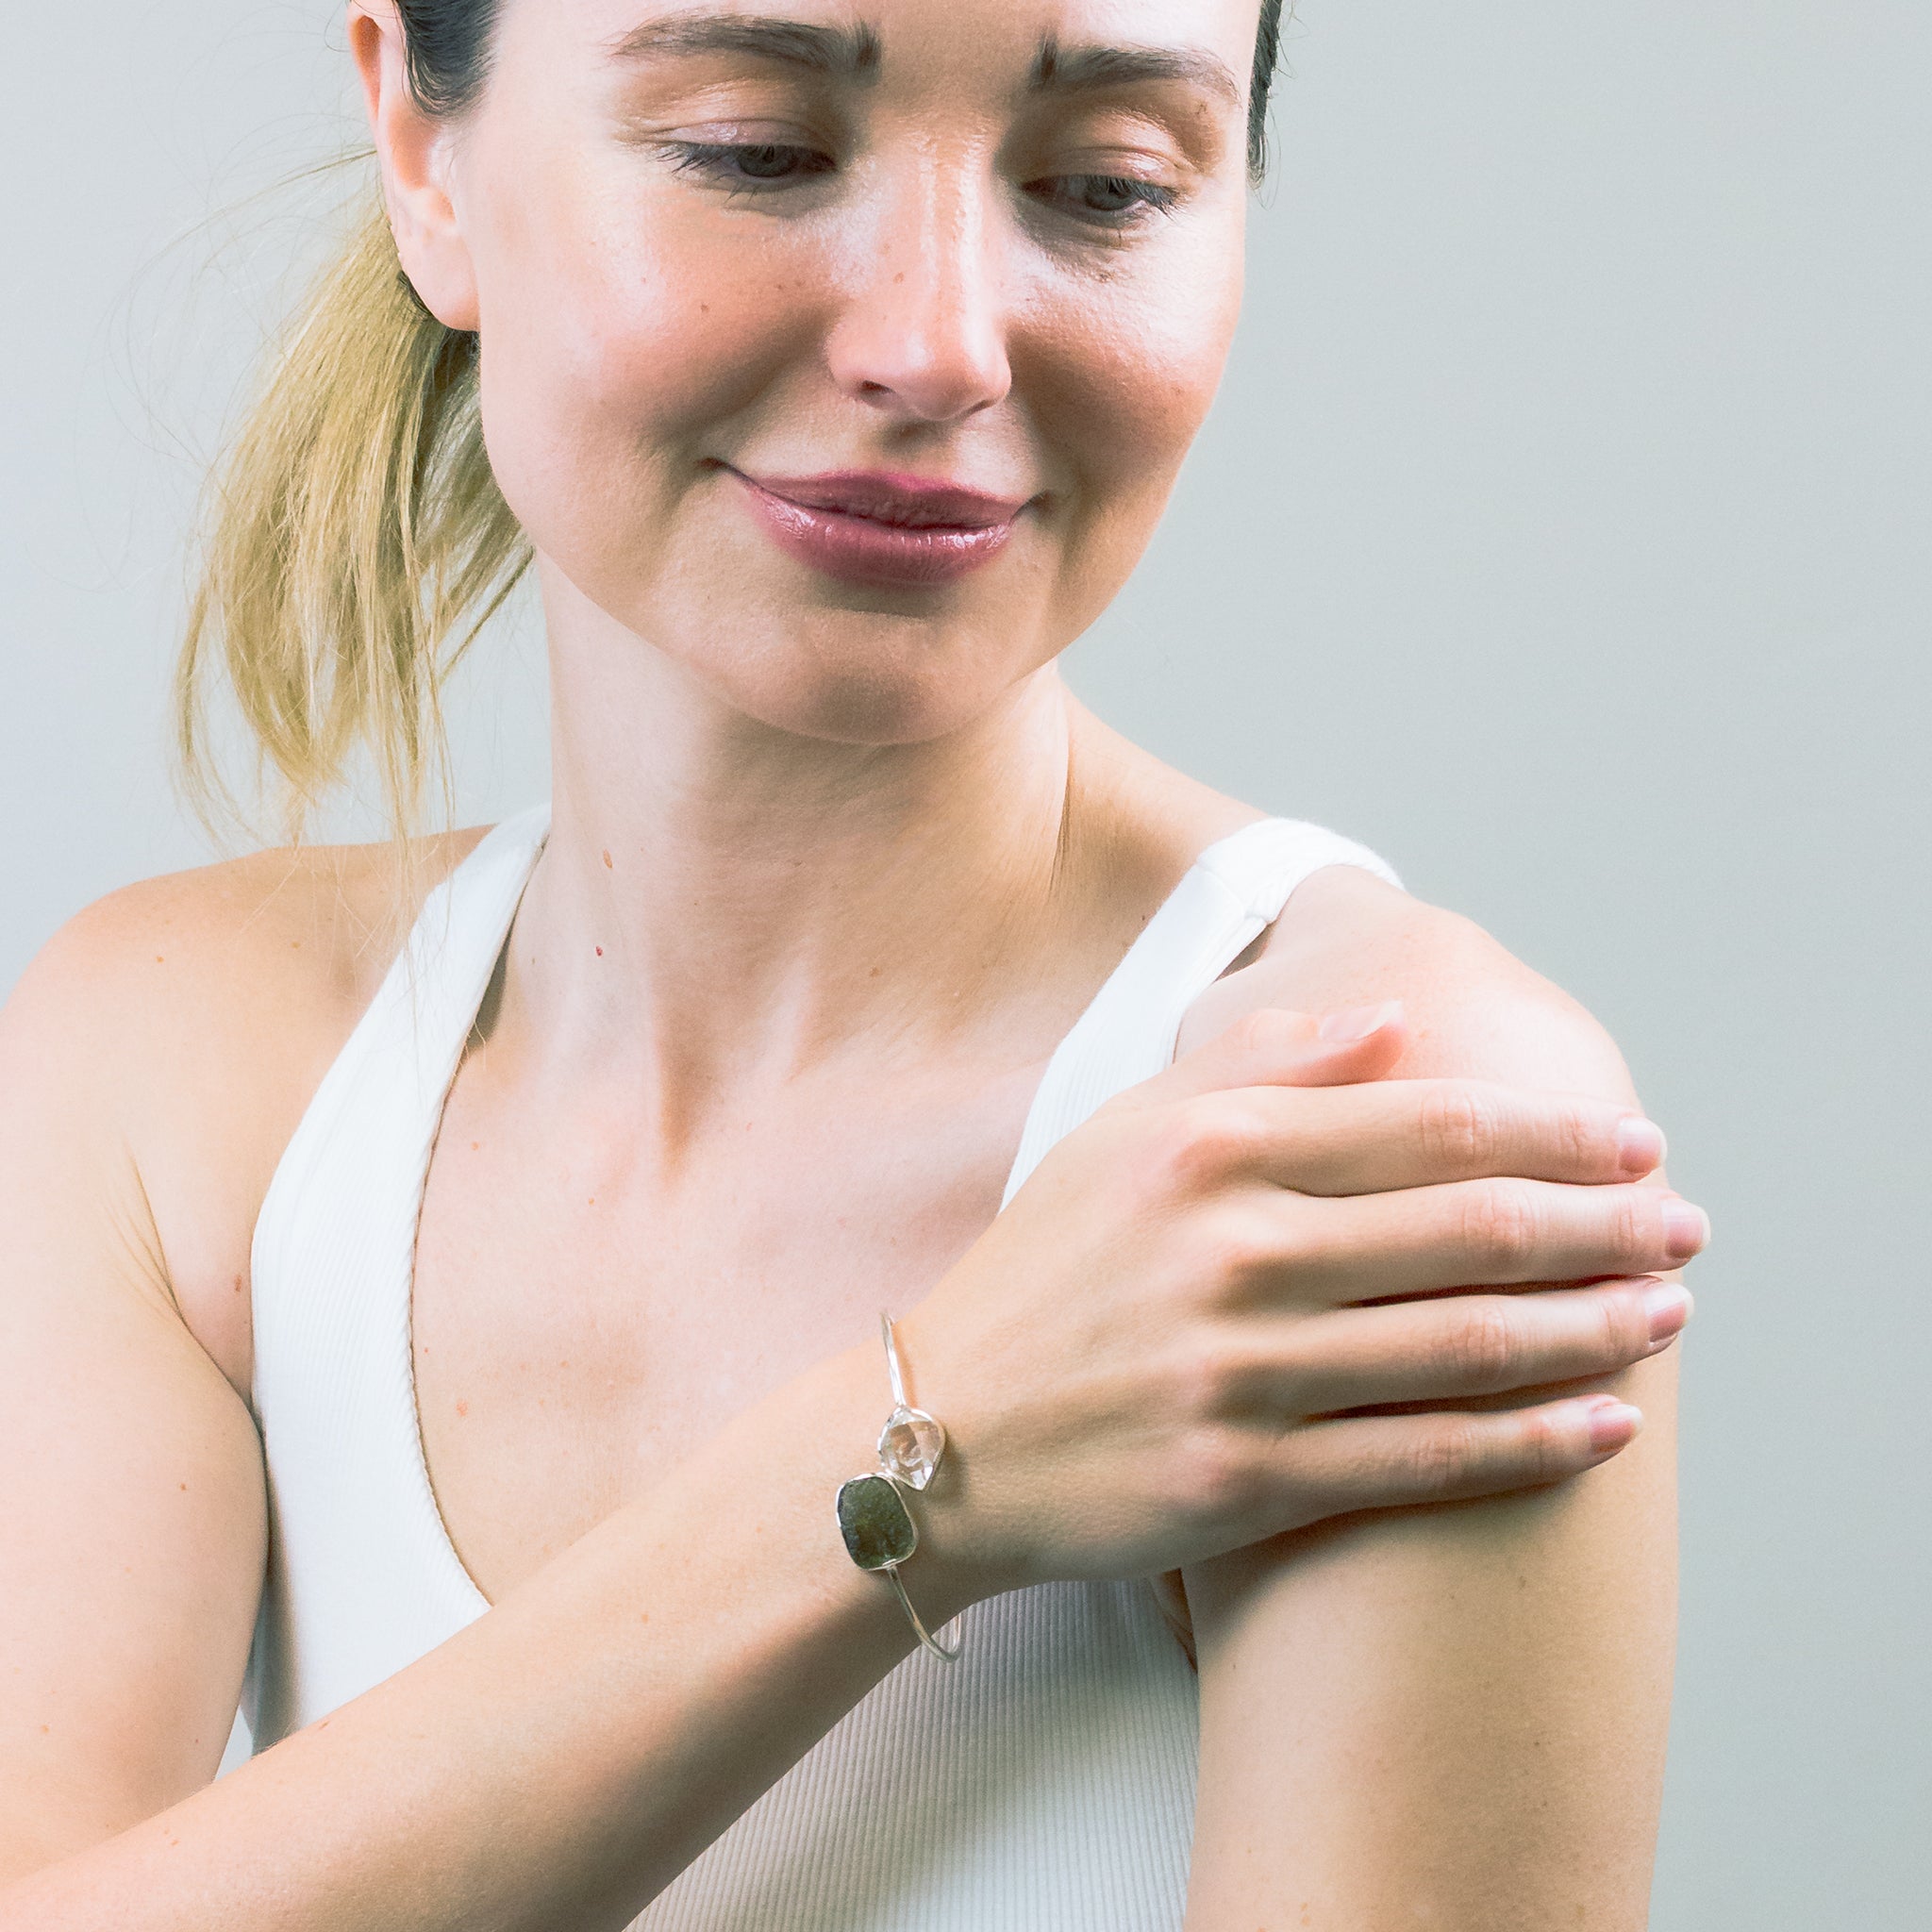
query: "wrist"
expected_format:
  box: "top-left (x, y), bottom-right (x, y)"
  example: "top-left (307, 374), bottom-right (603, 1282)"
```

top-left (807, 1332), bottom-right (992, 1631)
top-left (682, 1340), bottom-right (989, 1633)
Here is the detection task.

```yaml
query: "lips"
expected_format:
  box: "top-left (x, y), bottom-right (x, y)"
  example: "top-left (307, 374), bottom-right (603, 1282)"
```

top-left (727, 467), bottom-right (1030, 588)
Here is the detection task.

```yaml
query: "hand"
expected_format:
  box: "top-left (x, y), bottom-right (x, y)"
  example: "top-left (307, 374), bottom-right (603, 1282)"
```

top-left (900, 1006), bottom-right (1705, 1600)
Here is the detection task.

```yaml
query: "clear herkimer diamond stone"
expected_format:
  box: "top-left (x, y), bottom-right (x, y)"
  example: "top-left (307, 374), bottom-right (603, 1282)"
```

top-left (877, 1405), bottom-right (946, 1491)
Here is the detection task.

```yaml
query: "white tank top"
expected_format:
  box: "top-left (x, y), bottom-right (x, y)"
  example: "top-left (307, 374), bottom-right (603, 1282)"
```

top-left (242, 804), bottom-right (1400, 1930)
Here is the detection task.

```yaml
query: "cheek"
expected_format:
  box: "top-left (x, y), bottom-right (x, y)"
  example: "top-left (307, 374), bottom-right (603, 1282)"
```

top-left (1020, 234), bottom-right (1245, 608)
top-left (459, 142), bottom-right (808, 563)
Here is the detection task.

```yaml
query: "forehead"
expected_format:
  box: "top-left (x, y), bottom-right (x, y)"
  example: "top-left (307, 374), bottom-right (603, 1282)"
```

top-left (523, 0), bottom-right (1266, 86)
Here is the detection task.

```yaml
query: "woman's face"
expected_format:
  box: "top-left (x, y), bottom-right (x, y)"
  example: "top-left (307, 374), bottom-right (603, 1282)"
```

top-left (413, 0), bottom-right (1259, 743)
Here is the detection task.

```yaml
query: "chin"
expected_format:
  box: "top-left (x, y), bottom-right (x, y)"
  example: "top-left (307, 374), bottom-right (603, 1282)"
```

top-left (525, 478), bottom-right (1129, 748)
top-left (677, 623), bottom-right (1041, 747)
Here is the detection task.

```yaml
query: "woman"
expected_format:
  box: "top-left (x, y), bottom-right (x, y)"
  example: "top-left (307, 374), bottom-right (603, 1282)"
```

top-left (0, 2), bottom-right (1703, 1926)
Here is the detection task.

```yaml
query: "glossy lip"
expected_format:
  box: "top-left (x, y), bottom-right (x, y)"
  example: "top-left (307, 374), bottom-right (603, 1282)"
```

top-left (726, 466), bottom-right (1032, 588)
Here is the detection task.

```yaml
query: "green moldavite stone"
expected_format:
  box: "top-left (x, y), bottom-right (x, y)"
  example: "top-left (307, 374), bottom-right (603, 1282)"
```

top-left (837, 1474), bottom-right (918, 1572)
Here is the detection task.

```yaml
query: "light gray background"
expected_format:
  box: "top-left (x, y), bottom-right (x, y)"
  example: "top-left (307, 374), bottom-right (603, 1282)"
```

top-left (4, 3), bottom-right (1925, 1924)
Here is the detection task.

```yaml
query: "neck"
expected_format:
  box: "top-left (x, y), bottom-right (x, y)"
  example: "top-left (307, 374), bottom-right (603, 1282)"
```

top-left (497, 590), bottom-right (1174, 1143)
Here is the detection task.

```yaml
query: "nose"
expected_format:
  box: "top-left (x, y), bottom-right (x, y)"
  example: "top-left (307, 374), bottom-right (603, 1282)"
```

top-left (824, 150), bottom-right (1012, 425)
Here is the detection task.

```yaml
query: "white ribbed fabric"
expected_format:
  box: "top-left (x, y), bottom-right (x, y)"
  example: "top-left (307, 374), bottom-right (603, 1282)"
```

top-left (243, 805), bottom-right (1399, 1930)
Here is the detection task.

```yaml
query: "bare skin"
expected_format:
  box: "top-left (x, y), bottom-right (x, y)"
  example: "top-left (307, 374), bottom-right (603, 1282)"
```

top-left (0, 1), bottom-right (1698, 1926)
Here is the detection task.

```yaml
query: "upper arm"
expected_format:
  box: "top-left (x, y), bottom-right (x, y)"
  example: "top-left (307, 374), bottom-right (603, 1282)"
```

top-left (1180, 873), bottom-right (1679, 1931)
top-left (0, 902), bottom-right (268, 1881)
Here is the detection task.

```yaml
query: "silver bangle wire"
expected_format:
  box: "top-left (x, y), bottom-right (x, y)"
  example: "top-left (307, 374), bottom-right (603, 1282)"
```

top-left (884, 1560), bottom-right (962, 1662)
top-left (877, 1312), bottom-right (961, 1663)
top-left (882, 1311), bottom-right (910, 1407)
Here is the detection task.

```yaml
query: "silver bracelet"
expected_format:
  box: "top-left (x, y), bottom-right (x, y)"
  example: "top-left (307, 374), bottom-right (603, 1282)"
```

top-left (834, 1314), bottom-right (961, 1663)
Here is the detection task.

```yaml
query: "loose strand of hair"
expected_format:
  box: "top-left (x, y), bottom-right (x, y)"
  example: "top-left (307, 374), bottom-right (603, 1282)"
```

top-left (175, 193), bottom-right (530, 944)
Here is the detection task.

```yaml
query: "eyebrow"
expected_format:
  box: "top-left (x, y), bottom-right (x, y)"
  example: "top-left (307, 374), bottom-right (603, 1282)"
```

top-left (609, 13), bottom-right (883, 79)
top-left (607, 16), bottom-right (1239, 108)
top-left (1028, 34), bottom-right (1242, 108)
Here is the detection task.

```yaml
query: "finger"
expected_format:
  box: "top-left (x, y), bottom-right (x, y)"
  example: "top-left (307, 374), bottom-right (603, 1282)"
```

top-left (1243, 1277), bottom-right (1690, 1414)
top-left (1256, 1176), bottom-right (1711, 1303)
top-left (1286, 1391), bottom-right (1644, 1514)
top-left (1137, 1003), bottom-right (1408, 1108)
top-left (1183, 1078), bottom-right (1666, 1193)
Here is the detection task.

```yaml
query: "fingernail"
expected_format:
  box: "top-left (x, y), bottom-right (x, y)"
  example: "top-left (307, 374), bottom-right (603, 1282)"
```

top-left (1661, 1200), bottom-right (1710, 1261)
top-left (1586, 1397), bottom-right (1644, 1453)
top-left (1616, 1116), bottom-right (1667, 1174)
top-left (1319, 1000), bottom-right (1404, 1043)
top-left (1642, 1281), bottom-right (1692, 1344)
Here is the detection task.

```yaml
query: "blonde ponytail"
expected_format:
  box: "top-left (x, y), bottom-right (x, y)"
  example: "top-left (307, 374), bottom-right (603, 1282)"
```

top-left (175, 197), bottom-right (529, 855)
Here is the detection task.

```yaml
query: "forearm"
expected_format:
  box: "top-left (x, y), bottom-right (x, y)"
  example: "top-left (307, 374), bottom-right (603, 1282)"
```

top-left (1184, 1351), bottom-right (1677, 1932)
top-left (1, 1343), bottom-right (941, 1932)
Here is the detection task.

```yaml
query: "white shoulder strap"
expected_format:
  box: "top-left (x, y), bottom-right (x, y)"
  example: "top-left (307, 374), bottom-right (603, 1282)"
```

top-left (246, 803), bottom-right (551, 1736)
top-left (999, 819), bottom-right (1399, 1208)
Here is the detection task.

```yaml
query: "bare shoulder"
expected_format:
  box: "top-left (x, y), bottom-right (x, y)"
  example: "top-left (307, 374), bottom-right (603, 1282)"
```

top-left (1181, 861), bottom-right (1639, 1106)
top-left (1, 824), bottom-right (491, 1391)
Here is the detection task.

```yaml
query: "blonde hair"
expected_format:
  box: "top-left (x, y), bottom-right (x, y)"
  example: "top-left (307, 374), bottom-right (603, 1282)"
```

top-left (174, 197), bottom-right (528, 855)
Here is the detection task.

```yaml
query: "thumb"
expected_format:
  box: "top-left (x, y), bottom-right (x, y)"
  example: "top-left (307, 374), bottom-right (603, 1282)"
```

top-left (1140, 1001), bottom-right (1408, 1106)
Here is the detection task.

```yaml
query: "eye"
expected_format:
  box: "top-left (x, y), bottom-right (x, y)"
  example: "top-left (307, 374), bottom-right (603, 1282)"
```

top-left (1026, 173), bottom-right (1180, 227)
top-left (663, 142), bottom-right (837, 188)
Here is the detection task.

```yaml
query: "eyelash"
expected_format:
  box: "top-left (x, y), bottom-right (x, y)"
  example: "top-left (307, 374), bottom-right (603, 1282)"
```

top-left (664, 141), bottom-right (836, 187)
top-left (658, 142), bottom-right (1180, 229)
top-left (1043, 174), bottom-right (1180, 225)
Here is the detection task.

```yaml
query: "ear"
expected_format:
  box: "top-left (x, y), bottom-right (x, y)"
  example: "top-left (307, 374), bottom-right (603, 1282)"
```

top-left (349, 2), bottom-right (480, 330)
